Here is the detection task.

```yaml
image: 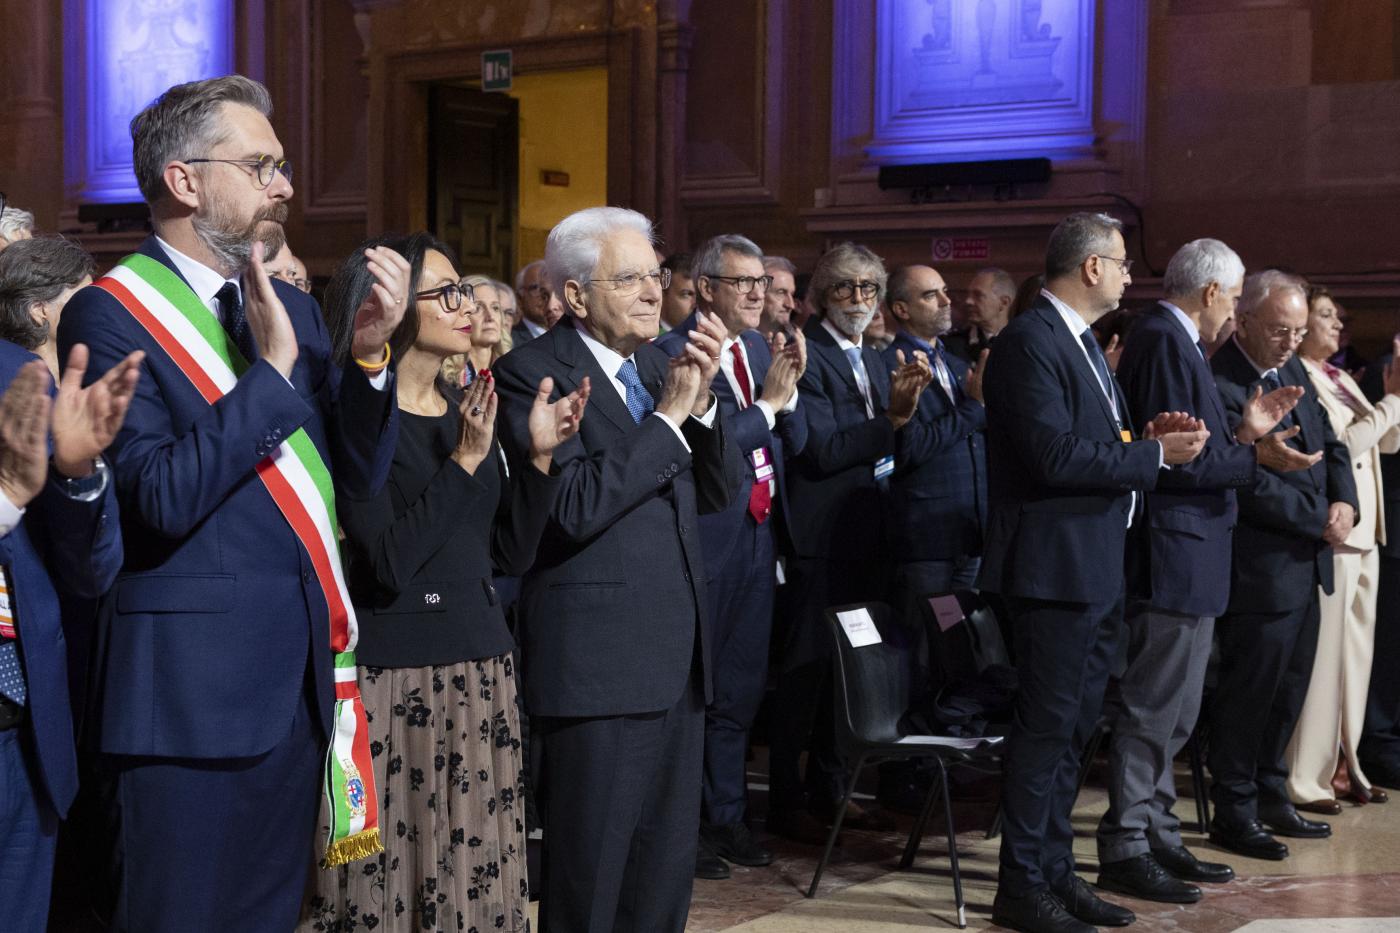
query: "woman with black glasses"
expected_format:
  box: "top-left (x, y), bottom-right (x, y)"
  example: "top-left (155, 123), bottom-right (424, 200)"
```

top-left (302, 232), bottom-right (589, 933)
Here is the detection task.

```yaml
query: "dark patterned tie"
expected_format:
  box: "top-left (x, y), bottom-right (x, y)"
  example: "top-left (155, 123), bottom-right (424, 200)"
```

top-left (216, 281), bottom-right (255, 362)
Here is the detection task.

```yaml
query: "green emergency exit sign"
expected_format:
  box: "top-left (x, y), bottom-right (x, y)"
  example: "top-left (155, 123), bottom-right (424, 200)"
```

top-left (482, 50), bottom-right (512, 92)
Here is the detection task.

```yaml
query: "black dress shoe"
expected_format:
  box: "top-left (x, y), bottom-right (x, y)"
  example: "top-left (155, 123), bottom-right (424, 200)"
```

top-left (1052, 874), bottom-right (1136, 927)
top-left (702, 821), bottom-right (773, 867)
top-left (1098, 853), bottom-right (1201, 903)
top-left (1258, 803), bottom-right (1332, 838)
top-left (990, 889), bottom-right (1095, 933)
top-left (1208, 818), bottom-right (1289, 860)
top-left (695, 836), bottom-right (730, 880)
top-left (1150, 844), bottom-right (1235, 883)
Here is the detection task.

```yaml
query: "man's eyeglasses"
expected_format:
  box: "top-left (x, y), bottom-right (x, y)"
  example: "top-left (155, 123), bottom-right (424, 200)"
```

top-left (1096, 254), bottom-right (1134, 275)
top-left (589, 268), bottom-right (672, 293)
top-left (184, 154), bottom-right (294, 189)
top-left (830, 280), bottom-right (881, 301)
top-left (707, 274), bottom-right (773, 295)
top-left (269, 269), bottom-right (310, 292)
top-left (1263, 324), bottom-right (1309, 342)
top-left (522, 283), bottom-right (552, 298)
top-left (415, 281), bottom-right (478, 313)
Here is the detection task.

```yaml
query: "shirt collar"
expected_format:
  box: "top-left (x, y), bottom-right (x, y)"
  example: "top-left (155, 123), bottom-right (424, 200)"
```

top-left (897, 329), bottom-right (938, 355)
top-left (1040, 288), bottom-right (1091, 337)
top-left (1231, 332), bottom-right (1275, 379)
top-left (574, 317), bottom-right (632, 380)
top-left (155, 235), bottom-right (239, 307)
top-left (1160, 301), bottom-right (1202, 347)
top-left (820, 317), bottom-right (859, 351)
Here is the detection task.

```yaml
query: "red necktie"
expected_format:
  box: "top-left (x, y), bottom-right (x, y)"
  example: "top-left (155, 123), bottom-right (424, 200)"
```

top-left (730, 343), bottom-right (772, 524)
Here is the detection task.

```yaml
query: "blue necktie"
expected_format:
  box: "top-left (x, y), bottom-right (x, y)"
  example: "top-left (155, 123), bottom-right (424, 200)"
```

top-left (617, 358), bottom-right (655, 425)
top-left (934, 343), bottom-right (964, 404)
top-left (216, 282), bottom-right (255, 362)
top-left (1262, 370), bottom-right (1294, 429)
top-left (0, 642), bottom-right (25, 706)
top-left (1079, 329), bottom-right (1113, 399)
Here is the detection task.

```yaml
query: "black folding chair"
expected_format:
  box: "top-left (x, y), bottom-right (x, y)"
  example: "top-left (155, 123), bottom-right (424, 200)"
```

top-left (809, 602), bottom-right (1002, 929)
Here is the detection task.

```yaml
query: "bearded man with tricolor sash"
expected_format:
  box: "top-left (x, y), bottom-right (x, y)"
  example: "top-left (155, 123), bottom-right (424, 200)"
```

top-left (56, 75), bottom-right (409, 932)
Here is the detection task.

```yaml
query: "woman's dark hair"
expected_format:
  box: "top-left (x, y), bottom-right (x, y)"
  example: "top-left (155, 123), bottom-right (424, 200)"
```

top-left (1010, 272), bottom-right (1044, 320)
top-left (0, 236), bottom-right (96, 349)
top-left (323, 231), bottom-right (457, 367)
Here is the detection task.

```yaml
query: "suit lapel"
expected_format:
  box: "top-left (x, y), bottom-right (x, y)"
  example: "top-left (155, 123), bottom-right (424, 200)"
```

top-left (1034, 302), bottom-right (1121, 433)
top-left (553, 319), bottom-right (634, 433)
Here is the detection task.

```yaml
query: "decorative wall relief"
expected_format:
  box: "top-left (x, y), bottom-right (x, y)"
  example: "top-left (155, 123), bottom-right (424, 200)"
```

top-left (868, 0), bottom-right (1097, 164)
top-left (67, 0), bottom-right (234, 203)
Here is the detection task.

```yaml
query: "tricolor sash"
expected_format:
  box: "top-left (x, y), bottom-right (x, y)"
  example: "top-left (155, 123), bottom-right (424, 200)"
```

top-left (96, 253), bottom-right (382, 866)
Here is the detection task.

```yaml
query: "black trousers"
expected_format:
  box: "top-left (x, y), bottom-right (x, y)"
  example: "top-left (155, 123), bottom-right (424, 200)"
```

top-left (535, 672), bottom-right (704, 933)
top-left (1208, 593), bottom-right (1322, 824)
top-left (997, 593), bottom-right (1123, 895)
top-left (1361, 554), bottom-right (1400, 772)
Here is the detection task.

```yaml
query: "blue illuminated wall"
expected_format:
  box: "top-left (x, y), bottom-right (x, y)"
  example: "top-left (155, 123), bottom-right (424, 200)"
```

top-left (66, 0), bottom-right (234, 204)
top-left (869, 0), bottom-right (1097, 164)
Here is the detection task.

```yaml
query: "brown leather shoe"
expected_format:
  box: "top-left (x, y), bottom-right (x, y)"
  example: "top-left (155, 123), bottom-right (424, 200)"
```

top-left (1296, 798), bottom-right (1343, 815)
top-left (1370, 786), bottom-right (1390, 804)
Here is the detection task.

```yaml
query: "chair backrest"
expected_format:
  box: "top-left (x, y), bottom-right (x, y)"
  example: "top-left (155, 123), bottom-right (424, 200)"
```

top-left (918, 589), bottom-right (1011, 690)
top-left (826, 602), bottom-right (912, 751)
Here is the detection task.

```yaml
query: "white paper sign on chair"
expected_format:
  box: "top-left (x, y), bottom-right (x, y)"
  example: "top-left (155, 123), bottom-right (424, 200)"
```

top-left (836, 608), bottom-right (882, 648)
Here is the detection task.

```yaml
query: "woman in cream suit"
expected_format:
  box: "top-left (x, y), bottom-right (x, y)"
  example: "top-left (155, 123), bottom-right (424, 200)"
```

top-left (1288, 286), bottom-right (1400, 810)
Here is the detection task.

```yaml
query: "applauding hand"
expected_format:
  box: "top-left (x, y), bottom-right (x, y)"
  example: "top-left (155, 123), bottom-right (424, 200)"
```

top-left (527, 375), bottom-right (590, 472)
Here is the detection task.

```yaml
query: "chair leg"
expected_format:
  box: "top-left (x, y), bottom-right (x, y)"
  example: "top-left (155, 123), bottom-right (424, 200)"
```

top-left (938, 758), bottom-right (967, 929)
top-left (1075, 721), bottom-right (1108, 798)
top-left (899, 761), bottom-right (944, 870)
top-left (806, 756), bottom-right (864, 898)
top-left (1188, 729), bottom-right (1210, 832)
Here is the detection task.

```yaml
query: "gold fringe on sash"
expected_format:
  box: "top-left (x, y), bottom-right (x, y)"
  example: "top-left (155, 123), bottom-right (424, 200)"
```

top-left (322, 827), bottom-right (384, 868)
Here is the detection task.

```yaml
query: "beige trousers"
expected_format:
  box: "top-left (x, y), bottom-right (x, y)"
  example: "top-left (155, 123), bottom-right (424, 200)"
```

top-left (1287, 547), bottom-right (1379, 802)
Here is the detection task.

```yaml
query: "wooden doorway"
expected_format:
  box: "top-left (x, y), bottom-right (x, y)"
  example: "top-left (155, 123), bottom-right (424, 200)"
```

top-left (428, 85), bottom-right (519, 280)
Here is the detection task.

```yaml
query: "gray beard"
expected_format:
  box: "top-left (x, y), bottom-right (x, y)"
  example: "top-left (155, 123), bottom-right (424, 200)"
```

top-left (830, 304), bottom-right (877, 338)
top-left (191, 210), bottom-right (287, 278)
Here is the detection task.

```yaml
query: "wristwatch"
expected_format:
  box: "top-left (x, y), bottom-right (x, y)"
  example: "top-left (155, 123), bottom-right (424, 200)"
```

top-left (55, 457), bottom-right (109, 502)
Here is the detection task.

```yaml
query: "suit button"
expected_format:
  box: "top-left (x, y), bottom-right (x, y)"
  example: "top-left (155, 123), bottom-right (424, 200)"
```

top-left (656, 473), bottom-right (665, 483)
top-left (670, 462), bottom-right (680, 471)
top-left (1358, 462), bottom-right (1364, 469)
top-left (679, 525), bottom-right (689, 535)
top-left (683, 571), bottom-right (692, 583)
top-left (302, 569), bottom-right (314, 584)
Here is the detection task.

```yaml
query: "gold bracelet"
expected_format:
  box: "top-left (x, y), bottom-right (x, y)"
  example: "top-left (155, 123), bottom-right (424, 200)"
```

top-left (354, 342), bottom-right (391, 373)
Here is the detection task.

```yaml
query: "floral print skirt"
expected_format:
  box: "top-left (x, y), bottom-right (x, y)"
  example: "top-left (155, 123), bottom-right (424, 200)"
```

top-left (300, 655), bottom-right (529, 932)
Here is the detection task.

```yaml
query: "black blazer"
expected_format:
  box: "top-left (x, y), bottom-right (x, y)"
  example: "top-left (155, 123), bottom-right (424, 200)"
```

top-left (1212, 339), bottom-right (1357, 613)
top-left (653, 312), bottom-right (808, 576)
top-left (1116, 304), bottom-right (1256, 618)
top-left (880, 332), bottom-right (988, 562)
top-left (491, 317), bottom-right (744, 717)
top-left (976, 296), bottom-right (1164, 604)
top-left (340, 403), bottom-right (558, 668)
top-left (785, 317), bottom-right (899, 561)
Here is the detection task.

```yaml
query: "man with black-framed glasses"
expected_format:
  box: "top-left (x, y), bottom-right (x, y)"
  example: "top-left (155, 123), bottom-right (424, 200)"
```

top-left (657, 234), bottom-right (808, 879)
top-left (513, 258), bottom-right (564, 345)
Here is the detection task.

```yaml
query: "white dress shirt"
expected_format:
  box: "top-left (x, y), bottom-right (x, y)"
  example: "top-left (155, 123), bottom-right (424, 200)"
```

top-left (821, 318), bottom-right (875, 417)
top-left (718, 333), bottom-right (797, 429)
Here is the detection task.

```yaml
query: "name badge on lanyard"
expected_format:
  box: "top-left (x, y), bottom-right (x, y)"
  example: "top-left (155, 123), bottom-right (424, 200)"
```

top-left (874, 454), bottom-right (895, 481)
top-left (750, 446), bottom-right (775, 482)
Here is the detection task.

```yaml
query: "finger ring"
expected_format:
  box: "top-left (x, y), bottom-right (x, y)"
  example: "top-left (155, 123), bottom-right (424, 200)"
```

top-left (711, 355), bottom-right (719, 361)
top-left (471, 405), bottom-right (483, 416)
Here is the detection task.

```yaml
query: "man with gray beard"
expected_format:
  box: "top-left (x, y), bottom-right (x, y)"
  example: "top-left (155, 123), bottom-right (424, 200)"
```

top-left (767, 242), bottom-right (932, 841)
top-left (57, 75), bottom-right (410, 931)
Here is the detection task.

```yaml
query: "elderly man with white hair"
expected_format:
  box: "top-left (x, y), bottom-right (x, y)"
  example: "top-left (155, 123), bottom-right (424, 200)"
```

top-left (0, 204), bottom-right (36, 249)
top-left (513, 257), bottom-right (565, 344)
top-left (1098, 240), bottom-right (1316, 905)
top-left (491, 206), bottom-right (744, 933)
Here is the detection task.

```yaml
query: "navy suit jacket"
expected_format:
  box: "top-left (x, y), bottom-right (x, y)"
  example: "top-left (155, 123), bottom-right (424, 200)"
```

top-left (56, 237), bottom-right (398, 758)
top-left (1212, 338), bottom-right (1357, 614)
top-left (491, 316), bottom-right (745, 717)
top-left (880, 332), bottom-right (988, 562)
top-left (976, 297), bottom-right (1164, 604)
top-left (786, 317), bottom-right (903, 561)
top-left (1116, 304), bottom-right (1257, 618)
top-left (653, 312), bottom-right (807, 576)
top-left (511, 320), bottom-right (542, 349)
top-left (0, 340), bottom-right (122, 816)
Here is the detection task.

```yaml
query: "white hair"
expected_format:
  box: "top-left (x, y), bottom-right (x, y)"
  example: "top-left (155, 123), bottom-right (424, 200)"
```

top-left (763, 255), bottom-right (797, 277)
top-left (545, 206), bottom-right (655, 297)
top-left (1238, 269), bottom-right (1307, 319)
top-left (514, 259), bottom-right (546, 293)
top-left (1162, 238), bottom-right (1245, 300)
top-left (0, 207), bottom-right (36, 241)
top-left (692, 234), bottom-right (763, 280)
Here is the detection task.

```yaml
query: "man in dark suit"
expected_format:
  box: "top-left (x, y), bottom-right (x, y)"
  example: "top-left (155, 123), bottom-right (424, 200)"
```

top-left (1098, 240), bottom-right (1315, 903)
top-left (492, 206), bottom-right (743, 933)
top-left (1359, 354), bottom-right (1400, 788)
top-left (979, 212), bottom-right (1210, 933)
top-left (0, 343), bottom-right (137, 931)
top-left (1207, 270), bottom-right (1358, 860)
top-left (882, 264), bottom-right (988, 601)
top-left (655, 234), bottom-right (806, 879)
top-left (56, 76), bottom-right (406, 931)
top-left (767, 242), bottom-right (932, 842)
top-left (944, 266), bottom-right (1015, 365)
top-left (513, 258), bottom-right (565, 346)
